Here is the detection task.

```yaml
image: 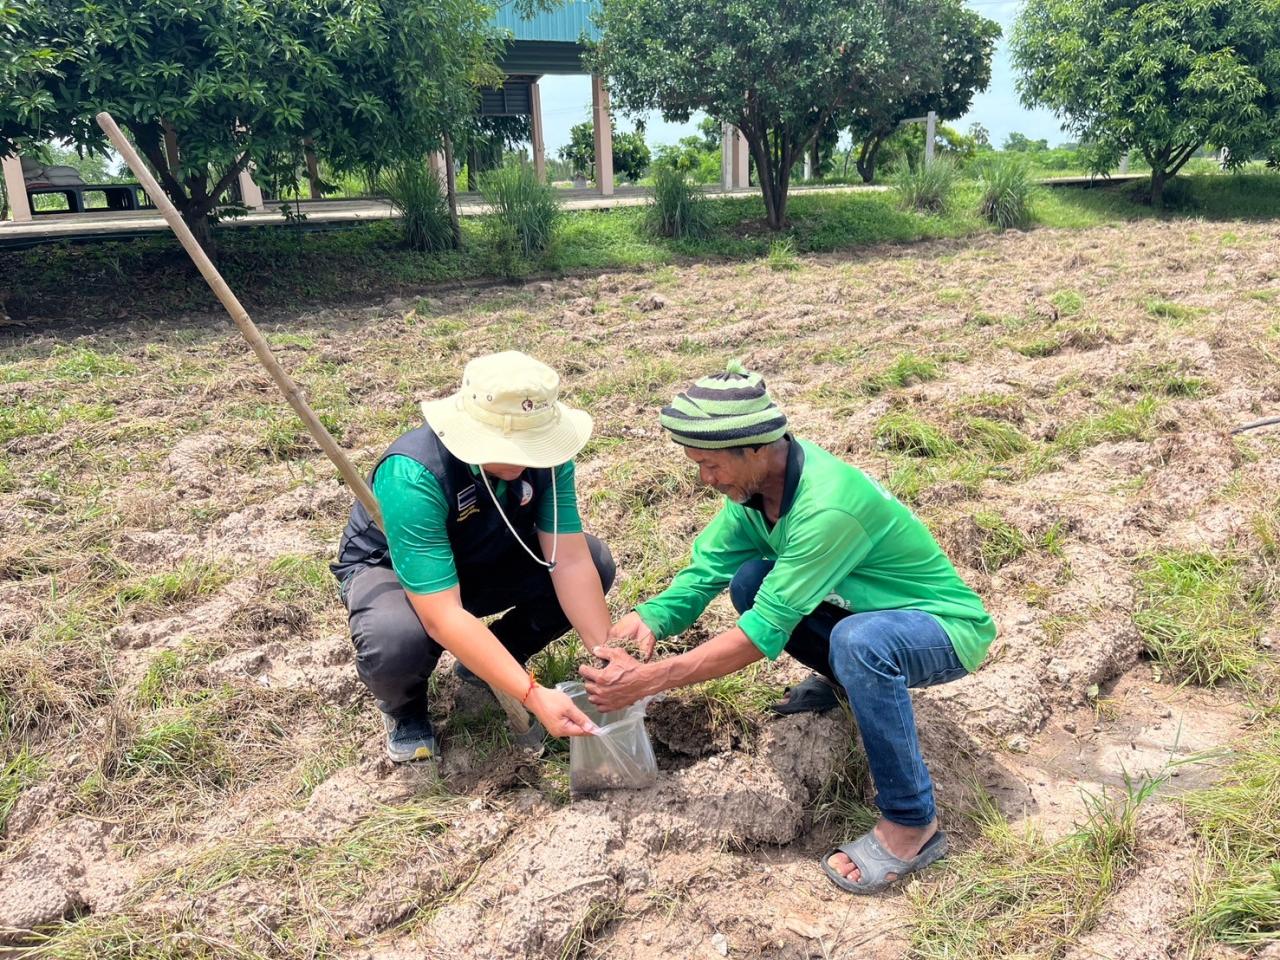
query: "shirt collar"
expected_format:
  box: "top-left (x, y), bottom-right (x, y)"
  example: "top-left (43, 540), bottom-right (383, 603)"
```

top-left (742, 435), bottom-right (803, 519)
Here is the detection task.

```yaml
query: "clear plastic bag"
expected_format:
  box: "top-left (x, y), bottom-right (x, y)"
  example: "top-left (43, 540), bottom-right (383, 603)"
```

top-left (558, 681), bottom-right (658, 792)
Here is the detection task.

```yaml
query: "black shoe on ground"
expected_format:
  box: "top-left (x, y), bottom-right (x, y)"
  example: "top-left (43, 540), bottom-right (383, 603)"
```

top-left (381, 710), bottom-right (438, 763)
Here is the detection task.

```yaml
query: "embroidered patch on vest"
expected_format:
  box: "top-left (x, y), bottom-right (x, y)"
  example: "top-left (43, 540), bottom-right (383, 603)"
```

top-left (519, 480), bottom-right (534, 507)
top-left (457, 484), bottom-right (479, 522)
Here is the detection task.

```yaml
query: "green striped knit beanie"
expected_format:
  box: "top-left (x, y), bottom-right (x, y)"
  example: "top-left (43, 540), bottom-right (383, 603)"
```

top-left (659, 360), bottom-right (788, 449)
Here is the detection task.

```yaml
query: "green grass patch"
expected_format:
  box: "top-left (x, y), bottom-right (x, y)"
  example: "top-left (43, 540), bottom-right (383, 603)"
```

top-left (0, 400), bottom-right (115, 444)
top-left (120, 706), bottom-right (233, 786)
top-left (958, 417), bottom-right (1029, 461)
top-left (49, 346), bottom-right (136, 381)
top-left (863, 353), bottom-right (942, 395)
top-left (115, 559), bottom-right (232, 616)
top-left (1144, 299), bottom-right (1207, 325)
top-left (1, 746), bottom-right (42, 837)
top-left (1027, 397), bottom-right (1161, 474)
top-left (1009, 336), bottom-right (1062, 358)
top-left (766, 236), bottom-right (800, 271)
top-left (973, 512), bottom-right (1030, 573)
top-left (267, 553), bottom-right (334, 608)
top-left (1180, 725), bottom-right (1280, 949)
top-left (1115, 361), bottom-right (1209, 398)
top-left (687, 662), bottom-right (784, 742)
top-left (876, 411), bottom-right (958, 459)
top-left (1051, 290), bottom-right (1084, 317)
top-left (28, 913), bottom-right (258, 960)
top-left (907, 778), bottom-right (1159, 959)
top-left (1134, 551), bottom-right (1271, 688)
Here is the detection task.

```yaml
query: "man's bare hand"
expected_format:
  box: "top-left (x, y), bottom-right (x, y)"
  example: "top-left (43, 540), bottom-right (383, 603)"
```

top-left (607, 612), bottom-right (657, 661)
top-left (579, 645), bottom-right (653, 712)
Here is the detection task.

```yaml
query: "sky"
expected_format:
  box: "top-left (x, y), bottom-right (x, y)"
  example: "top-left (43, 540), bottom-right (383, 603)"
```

top-left (535, 0), bottom-right (1070, 157)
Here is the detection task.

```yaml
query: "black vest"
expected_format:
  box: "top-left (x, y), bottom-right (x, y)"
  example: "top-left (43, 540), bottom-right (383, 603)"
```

top-left (331, 426), bottom-right (552, 583)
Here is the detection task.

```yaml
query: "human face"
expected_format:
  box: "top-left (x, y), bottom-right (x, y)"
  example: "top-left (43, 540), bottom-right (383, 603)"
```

top-left (481, 462), bottom-right (526, 482)
top-left (684, 446), bottom-right (755, 503)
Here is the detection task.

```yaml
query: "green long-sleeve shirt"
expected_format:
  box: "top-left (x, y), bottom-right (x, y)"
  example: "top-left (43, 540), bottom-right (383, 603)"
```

top-left (634, 438), bottom-right (995, 671)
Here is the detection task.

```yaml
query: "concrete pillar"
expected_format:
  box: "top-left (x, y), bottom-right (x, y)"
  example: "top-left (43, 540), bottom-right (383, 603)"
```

top-left (721, 124), bottom-right (749, 191)
top-left (591, 73), bottom-right (614, 196)
top-left (238, 165), bottom-right (265, 210)
top-left (530, 80), bottom-right (546, 183)
top-left (1118, 153), bottom-right (1130, 174)
top-left (925, 111), bottom-right (937, 165)
top-left (804, 151), bottom-right (813, 181)
top-left (2, 153), bottom-right (32, 222)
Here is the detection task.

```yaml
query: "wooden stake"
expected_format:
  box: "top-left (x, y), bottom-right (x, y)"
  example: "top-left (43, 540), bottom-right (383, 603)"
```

top-left (95, 112), bottom-right (533, 736)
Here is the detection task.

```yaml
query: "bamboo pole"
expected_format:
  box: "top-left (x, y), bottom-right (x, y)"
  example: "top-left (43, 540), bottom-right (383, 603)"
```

top-left (95, 112), bottom-right (533, 737)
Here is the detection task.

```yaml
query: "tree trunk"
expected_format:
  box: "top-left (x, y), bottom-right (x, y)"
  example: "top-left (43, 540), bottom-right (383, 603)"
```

top-left (467, 143), bottom-right (479, 192)
top-left (1149, 168), bottom-right (1167, 208)
top-left (856, 136), bottom-right (882, 184)
top-left (443, 134), bottom-right (462, 249)
top-left (182, 205), bottom-right (216, 259)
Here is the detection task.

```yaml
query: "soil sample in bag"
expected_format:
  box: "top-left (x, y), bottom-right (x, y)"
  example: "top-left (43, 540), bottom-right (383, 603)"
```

top-left (558, 681), bottom-right (658, 792)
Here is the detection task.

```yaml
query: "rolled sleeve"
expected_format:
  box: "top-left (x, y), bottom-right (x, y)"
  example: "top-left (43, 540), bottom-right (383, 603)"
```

top-left (735, 509), bottom-right (874, 660)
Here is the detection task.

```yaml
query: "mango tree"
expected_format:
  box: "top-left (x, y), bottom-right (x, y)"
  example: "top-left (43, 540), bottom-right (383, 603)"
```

top-left (590, 0), bottom-right (894, 229)
top-left (1012, 0), bottom-right (1280, 206)
top-left (0, 0), bottom-right (497, 250)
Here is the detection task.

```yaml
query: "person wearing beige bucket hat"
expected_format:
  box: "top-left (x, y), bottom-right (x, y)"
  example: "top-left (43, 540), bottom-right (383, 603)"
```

top-left (332, 352), bottom-right (616, 761)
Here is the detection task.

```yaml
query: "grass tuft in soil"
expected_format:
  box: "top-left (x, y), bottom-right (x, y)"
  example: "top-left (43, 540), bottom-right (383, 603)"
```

top-left (907, 777), bottom-right (1160, 959)
top-left (1181, 724), bottom-right (1280, 948)
top-left (1134, 551), bottom-right (1272, 688)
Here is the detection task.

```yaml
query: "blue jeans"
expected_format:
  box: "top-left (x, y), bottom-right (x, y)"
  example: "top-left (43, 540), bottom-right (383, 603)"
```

top-left (731, 559), bottom-right (967, 827)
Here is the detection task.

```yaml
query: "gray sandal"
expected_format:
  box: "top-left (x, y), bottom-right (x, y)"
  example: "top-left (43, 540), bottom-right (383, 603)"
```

top-left (822, 829), bottom-right (948, 894)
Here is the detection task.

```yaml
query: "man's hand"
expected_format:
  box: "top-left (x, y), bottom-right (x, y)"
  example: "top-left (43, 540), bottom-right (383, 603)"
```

top-left (608, 612), bottom-right (657, 661)
top-left (579, 645), bottom-right (654, 712)
top-left (526, 686), bottom-right (601, 738)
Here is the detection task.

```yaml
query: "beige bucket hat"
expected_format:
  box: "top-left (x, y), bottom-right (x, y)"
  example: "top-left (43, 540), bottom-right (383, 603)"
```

top-left (420, 351), bottom-right (593, 468)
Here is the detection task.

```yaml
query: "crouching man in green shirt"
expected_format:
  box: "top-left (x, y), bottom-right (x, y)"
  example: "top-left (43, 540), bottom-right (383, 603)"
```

top-left (580, 361), bottom-right (996, 894)
top-left (332, 352), bottom-right (614, 762)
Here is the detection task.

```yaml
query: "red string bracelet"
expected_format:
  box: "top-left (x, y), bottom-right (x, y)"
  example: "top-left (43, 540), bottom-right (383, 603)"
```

top-left (520, 670), bottom-right (537, 705)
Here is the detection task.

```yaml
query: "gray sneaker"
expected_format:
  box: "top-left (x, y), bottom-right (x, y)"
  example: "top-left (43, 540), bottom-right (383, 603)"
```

top-left (381, 710), bottom-right (438, 763)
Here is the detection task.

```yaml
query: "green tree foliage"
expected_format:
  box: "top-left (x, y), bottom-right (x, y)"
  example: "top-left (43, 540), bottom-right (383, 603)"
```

top-left (1003, 132), bottom-right (1050, 153)
top-left (590, 0), bottom-right (892, 229)
top-left (844, 0), bottom-right (999, 184)
top-left (0, 0), bottom-right (497, 249)
top-left (558, 120), bottom-right (651, 183)
top-left (1012, 0), bottom-right (1280, 206)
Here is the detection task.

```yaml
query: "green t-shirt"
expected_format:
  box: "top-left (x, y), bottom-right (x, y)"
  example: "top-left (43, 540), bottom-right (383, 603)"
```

top-left (634, 438), bottom-right (996, 672)
top-left (372, 456), bottom-right (582, 595)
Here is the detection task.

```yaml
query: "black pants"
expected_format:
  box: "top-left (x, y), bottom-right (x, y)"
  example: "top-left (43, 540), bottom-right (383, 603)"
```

top-left (341, 535), bottom-right (616, 718)
top-left (729, 557), bottom-right (845, 683)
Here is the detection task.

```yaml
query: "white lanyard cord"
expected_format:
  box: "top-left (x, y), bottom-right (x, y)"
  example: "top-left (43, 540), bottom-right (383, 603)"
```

top-left (478, 468), bottom-right (558, 571)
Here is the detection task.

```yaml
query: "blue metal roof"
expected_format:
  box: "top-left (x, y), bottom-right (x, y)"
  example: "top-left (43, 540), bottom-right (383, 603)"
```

top-left (489, 0), bottom-right (601, 43)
